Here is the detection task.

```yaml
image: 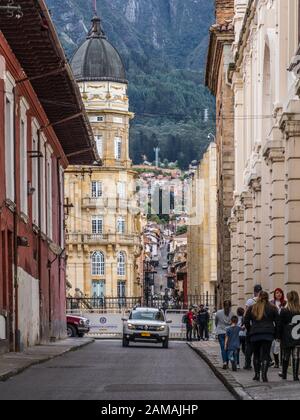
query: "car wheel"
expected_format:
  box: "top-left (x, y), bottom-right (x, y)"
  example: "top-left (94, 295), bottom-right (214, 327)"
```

top-left (122, 337), bottom-right (130, 347)
top-left (163, 339), bottom-right (169, 349)
top-left (67, 324), bottom-right (77, 338)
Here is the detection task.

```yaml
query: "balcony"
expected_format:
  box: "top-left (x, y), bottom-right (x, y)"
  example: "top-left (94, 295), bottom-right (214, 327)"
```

top-left (66, 233), bottom-right (141, 247)
top-left (81, 197), bottom-right (107, 209)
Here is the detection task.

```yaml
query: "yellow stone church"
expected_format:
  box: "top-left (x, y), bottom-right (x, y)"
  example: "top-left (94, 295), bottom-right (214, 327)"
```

top-left (65, 15), bottom-right (142, 299)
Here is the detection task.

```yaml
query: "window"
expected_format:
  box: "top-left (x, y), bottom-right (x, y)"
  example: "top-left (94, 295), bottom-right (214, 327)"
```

top-left (118, 281), bottom-right (126, 306)
top-left (46, 146), bottom-right (53, 239)
top-left (114, 137), bottom-right (122, 160)
top-left (117, 182), bottom-right (126, 199)
top-left (95, 135), bottom-right (103, 158)
top-left (32, 122), bottom-right (39, 226)
top-left (91, 251), bottom-right (105, 276)
top-left (92, 216), bottom-right (103, 234)
top-left (89, 115), bottom-right (104, 123)
top-left (117, 252), bottom-right (126, 276)
top-left (91, 181), bottom-right (102, 198)
top-left (92, 281), bottom-right (105, 298)
top-left (117, 217), bottom-right (126, 234)
top-left (40, 137), bottom-right (46, 234)
top-left (20, 119), bottom-right (28, 214)
top-left (5, 97), bottom-right (14, 201)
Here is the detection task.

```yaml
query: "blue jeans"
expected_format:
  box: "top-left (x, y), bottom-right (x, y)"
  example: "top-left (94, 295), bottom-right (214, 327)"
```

top-left (218, 335), bottom-right (228, 364)
top-left (228, 350), bottom-right (239, 364)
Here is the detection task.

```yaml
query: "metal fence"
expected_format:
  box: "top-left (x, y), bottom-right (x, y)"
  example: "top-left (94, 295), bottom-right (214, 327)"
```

top-left (66, 295), bottom-right (216, 313)
top-left (66, 297), bottom-right (142, 313)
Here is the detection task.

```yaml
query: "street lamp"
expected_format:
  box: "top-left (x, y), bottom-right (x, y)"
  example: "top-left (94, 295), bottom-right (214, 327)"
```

top-left (143, 259), bottom-right (156, 307)
top-left (0, 1), bottom-right (23, 19)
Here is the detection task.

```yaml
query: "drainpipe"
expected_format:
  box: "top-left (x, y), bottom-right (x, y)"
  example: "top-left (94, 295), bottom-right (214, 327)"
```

top-left (57, 157), bottom-right (63, 335)
top-left (13, 86), bottom-right (20, 352)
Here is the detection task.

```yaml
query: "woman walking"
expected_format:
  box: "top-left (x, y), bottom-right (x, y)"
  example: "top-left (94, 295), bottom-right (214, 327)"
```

top-left (270, 288), bottom-right (287, 368)
top-left (279, 291), bottom-right (300, 381)
top-left (215, 300), bottom-right (233, 370)
top-left (245, 292), bottom-right (280, 383)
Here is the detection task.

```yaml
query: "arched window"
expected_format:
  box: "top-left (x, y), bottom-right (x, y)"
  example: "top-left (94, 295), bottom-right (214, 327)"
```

top-left (117, 252), bottom-right (126, 276)
top-left (91, 251), bottom-right (105, 276)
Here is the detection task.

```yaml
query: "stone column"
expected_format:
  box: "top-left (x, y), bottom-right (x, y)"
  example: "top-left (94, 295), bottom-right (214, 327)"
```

top-left (241, 192), bottom-right (254, 301)
top-left (229, 217), bottom-right (238, 308)
top-left (250, 178), bottom-right (262, 287)
top-left (236, 206), bottom-right (245, 308)
top-left (263, 139), bottom-right (285, 292)
top-left (281, 118), bottom-right (300, 294)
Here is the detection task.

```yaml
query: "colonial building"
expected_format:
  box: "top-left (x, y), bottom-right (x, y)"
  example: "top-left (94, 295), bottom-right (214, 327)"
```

top-left (65, 15), bottom-right (142, 300)
top-left (206, 0), bottom-right (235, 307)
top-left (187, 143), bottom-right (217, 299)
top-left (0, 0), bottom-right (97, 353)
top-left (228, 0), bottom-right (300, 307)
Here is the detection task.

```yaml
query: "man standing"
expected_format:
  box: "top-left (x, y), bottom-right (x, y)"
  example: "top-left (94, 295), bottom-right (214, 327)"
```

top-left (244, 284), bottom-right (262, 370)
top-left (184, 308), bottom-right (194, 342)
top-left (197, 305), bottom-right (210, 341)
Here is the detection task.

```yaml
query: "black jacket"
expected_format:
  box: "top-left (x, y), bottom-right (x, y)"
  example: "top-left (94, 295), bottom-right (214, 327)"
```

top-left (279, 308), bottom-right (300, 348)
top-left (197, 310), bottom-right (209, 325)
top-left (244, 304), bottom-right (280, 340)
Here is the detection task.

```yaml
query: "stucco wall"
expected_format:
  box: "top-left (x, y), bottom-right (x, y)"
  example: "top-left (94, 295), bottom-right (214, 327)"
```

top-left (18, 267), bottom-right (40, 350)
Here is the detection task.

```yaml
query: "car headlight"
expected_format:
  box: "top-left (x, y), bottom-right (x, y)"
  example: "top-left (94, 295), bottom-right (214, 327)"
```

top-left (158, 326), bottom-right (165, 331)
top-left (127, 323), bottom-right (135, 330)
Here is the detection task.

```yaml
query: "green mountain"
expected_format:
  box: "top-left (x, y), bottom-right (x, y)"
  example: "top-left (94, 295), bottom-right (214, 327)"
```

top-left (46, 0), bottom-right (215, 169)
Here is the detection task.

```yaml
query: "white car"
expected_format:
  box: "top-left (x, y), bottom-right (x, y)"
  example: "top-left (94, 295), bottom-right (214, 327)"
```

top-left (122, 307), bottom-right (171, 348)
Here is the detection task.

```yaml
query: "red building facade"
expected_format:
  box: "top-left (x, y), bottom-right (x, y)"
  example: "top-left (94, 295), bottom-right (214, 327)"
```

top-left (0, 0), bottom-right (97, 353)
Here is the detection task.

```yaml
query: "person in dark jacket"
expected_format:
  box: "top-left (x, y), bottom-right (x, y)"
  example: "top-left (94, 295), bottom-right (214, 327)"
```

top-left (279, 291), bottom-right (300, 381)
top-left (197, 305), bottom-right (210, 341)
top-left (244, 291), bottom-right (280, 383)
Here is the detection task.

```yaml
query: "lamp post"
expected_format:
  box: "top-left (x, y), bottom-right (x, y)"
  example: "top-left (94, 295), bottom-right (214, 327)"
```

top-left (143, 259), bottom-right (156, 307)
top-left (0, 1), bottom-right (23, 18)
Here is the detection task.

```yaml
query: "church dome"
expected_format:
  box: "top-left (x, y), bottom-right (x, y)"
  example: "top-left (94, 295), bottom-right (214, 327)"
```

top-left (71, 16), bottom-right (127, 84)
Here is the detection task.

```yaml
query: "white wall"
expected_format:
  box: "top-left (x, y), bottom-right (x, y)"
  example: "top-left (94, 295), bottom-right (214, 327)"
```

top-left (18, 267), bottom-right (40, 350)
top-left (0, 315), bottom-right (6, 340)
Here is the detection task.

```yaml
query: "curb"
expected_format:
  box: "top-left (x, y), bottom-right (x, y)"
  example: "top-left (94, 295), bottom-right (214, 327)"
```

top-left (188, 343), bottom-right (254, 401)
top-left (0, 338), bottom-right (94, 383)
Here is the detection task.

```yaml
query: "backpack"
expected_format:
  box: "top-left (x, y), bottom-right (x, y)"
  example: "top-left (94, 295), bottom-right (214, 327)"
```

top-left (182, 314), bottom-right (188, 324)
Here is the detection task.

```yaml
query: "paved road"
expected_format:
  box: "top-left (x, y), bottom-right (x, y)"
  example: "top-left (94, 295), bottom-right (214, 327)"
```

top-left (0, 341), bottom-right (234, 400)
top-left (154, 242), bottom-right (169, 294)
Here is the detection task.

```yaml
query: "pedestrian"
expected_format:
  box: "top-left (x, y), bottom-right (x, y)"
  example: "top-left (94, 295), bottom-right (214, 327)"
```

top-left (270, 288), bottom-right (287, 368)
top-left (279, 291), bottom-right (300, 381)
top-left (237, 307), bottom-right (246, 369)
top-left (244, 284), bottom-right (263, 370)
top-left (197, 304), bottom-right (210, 341)
top-left (183, 307), bottom-right (194, 342)
top-left (225, 316), bottom-right (242, 372)
top-left (192, 307), bottom-right (198, 341)
top-left (215, 300), bottom-right (233, 370)
top-left (244, 291), bottom-right (280, 383)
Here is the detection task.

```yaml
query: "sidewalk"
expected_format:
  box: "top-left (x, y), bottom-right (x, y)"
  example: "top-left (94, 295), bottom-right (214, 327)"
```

top-left (189, 340), bottom-right (300, 400)
top-left (0, 338), bottom-right (94, 382)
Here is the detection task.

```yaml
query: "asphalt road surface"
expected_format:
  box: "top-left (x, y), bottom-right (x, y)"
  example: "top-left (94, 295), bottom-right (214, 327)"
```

top-left (0, 341), bottom-right (234, 400)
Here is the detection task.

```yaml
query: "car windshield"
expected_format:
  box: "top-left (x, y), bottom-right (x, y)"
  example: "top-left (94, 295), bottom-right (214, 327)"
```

top-left (130, 311), bottom-right (165, 322)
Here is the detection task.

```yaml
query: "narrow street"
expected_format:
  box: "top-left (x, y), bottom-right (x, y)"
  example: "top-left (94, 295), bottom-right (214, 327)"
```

top-left (0, 341), bottom-right (233, 401)
top-left (154, 241), bottom-right (169, 295)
